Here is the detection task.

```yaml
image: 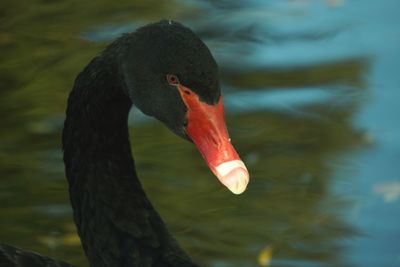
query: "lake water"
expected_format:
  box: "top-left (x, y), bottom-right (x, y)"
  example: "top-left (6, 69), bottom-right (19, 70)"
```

top-left (1, 0), bottom-right (399, 266)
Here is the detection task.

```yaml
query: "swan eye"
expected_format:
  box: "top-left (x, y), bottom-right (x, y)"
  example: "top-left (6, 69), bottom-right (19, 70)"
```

top-left (166, 74), bottom-right (180, 85)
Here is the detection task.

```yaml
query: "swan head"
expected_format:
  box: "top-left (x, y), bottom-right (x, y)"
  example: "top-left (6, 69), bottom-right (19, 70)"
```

top-left (120, 20), bottom-right (249, 194)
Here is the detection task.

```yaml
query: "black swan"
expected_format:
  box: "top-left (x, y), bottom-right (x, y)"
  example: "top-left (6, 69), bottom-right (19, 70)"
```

top-left (0, 20), bottom-right (249, 267)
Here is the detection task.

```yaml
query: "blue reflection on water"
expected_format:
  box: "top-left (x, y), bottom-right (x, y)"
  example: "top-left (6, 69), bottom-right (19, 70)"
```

top-left (270, 1), bottom-right (400, 266)
top-left (224, 87), bottom-right (339, 113)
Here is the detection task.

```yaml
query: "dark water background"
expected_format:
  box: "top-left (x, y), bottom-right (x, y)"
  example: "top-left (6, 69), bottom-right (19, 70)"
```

top-left (1, 0), bottom-right (399, 266)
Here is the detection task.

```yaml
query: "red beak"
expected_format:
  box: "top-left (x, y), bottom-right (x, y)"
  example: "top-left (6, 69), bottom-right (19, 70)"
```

top-left (177, 85), bottom-right (249, 194)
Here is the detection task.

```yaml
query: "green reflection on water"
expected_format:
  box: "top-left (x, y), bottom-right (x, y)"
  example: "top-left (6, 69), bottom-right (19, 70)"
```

top-left (0, 0), bottom-right (369, 266)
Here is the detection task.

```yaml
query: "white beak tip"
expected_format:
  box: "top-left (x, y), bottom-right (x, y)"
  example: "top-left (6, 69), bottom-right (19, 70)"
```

top-left (225, 167), bottom-right (249, 194)
top-left (215, 160), bottom-right (249, 195)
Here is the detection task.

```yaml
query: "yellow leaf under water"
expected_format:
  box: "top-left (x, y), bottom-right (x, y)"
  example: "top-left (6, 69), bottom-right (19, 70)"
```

top-left (258, 245), bottom-right (273, 266)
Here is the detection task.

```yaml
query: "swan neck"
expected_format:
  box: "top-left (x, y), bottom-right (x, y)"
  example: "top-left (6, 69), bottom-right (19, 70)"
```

top-left (62, 53), bottom-right (194, 266)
